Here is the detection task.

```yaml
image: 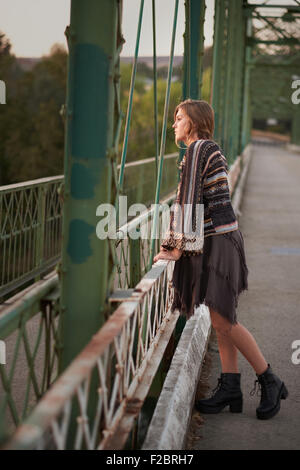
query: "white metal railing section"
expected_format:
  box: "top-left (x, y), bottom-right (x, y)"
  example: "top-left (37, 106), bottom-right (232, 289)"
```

top-left (3, 257), bottom-right (178, 450)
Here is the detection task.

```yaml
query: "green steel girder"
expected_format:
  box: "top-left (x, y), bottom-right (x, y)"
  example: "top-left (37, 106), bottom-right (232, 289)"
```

top-left (245, 4), bottom-right (300, 12)
top-left (249, 37), bottom-right (299, 45)
top-left (182, 0), bottom-right (206, 101)
top-left (211, 0), bottom-right (249, 159)
top-left (241, 17), bottom-right (253, 150)
top-left (178, 0), bottom-right (206, 170)
top-left (252, 10), bottom-right (292, 41)
top-left (291, 105), bottom-right (300, 145)
top-left (211, 0), bottom-right (226, 143)
top-left (223, 1), bottom-right (240, 161)
top-left (60, 0), bottom-right (121, 371)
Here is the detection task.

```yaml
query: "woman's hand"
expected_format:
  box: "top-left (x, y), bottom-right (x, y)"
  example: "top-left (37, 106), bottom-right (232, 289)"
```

top-left (153, 247), bottom-right (182, 263)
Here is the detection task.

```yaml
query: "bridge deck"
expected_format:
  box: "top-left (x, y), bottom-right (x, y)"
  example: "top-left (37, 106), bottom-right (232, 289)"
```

top-left (187, 143), bottom-right (300, 450)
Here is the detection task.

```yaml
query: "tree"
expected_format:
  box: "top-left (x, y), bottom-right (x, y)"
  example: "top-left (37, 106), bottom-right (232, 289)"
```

top-left (0, 32), bottom-right (22, 184)
top-left (3, 44), bottom-right (67, 184)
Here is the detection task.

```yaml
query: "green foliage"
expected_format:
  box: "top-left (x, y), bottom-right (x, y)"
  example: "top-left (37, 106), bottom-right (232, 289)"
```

top-left (0, 32), bottom-right (212, 185)
top-left (0, 36), bottom-right (67, 185)
top-left (119, 66), bottom-right (182, 162)
top-left (0, 33), bottom-right (23, 183)
top-left (201, 67), bottom-right (212, 103)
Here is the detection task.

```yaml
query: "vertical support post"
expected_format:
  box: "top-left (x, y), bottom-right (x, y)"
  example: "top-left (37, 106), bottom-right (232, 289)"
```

top-left (180, 0), bottom-right (206, 166)
top-left (211, 0), bottom-right (226, 144)
top-left (60, 0), bottom-right (120, 371)
top-left (190, 0), bottom-right (206, 100)
top-left (241, 13), bottom-right (253, 150)
top-left (223, 0), bottom-right (238, 163)
top-left (129, 232), bottom-right (141, 288)
top-left (231, 1), bottom-right (245, 159)
top-left (219, 0), bottom-right (229, 152)
top-left (182, 0), bottom-right (206, 101)
top-left (35, 185), bottom-right (46, 279)
top-left (291, 103), bottom-right (300, 146)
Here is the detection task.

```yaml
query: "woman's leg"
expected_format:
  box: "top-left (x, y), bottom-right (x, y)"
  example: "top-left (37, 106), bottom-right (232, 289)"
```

top-left (209, 307), bottom-right (268, 375)
top-left (215, 329), bottom-right (239, 373)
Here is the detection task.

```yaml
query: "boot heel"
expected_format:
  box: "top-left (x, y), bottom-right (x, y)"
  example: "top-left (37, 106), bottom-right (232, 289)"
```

top-left (281, 383), bottom-right (288, 400)
top-left (229, 398), bottom-right (243, 413)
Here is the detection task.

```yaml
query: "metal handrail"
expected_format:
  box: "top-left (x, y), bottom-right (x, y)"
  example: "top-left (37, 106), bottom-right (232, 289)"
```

top-left (0, 186), bottom-right (176, 445)
top-left (2, 259), bottom-right (177, 450)
top-left (0, 177), bottom-right (64, 298)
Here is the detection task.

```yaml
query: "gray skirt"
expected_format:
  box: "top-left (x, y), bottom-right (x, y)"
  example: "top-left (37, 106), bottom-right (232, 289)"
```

top-left (171, 229), bottom-right (249, 325)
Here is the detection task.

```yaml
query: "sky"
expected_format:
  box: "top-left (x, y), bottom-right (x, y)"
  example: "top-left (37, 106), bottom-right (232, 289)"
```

top-left (0, 0), bottom-right (215, 58)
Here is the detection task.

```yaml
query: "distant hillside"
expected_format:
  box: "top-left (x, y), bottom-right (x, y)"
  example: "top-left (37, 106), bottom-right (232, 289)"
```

top-left (121, 55), bottom-right (183, 68)
top-left (121, 47), bottom-right (212, 69)
top-left (16, 47), bottom-right (212, 72)
top-left (16, 55), bottom-right (183, 71)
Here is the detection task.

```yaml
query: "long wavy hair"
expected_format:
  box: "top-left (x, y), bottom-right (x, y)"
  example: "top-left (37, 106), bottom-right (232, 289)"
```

top-left (174, 99), bottom-right (215, 147)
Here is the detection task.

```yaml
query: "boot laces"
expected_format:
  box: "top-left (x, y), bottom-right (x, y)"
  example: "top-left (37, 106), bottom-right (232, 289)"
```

top-left (211, 378), bottom-right (222, 396)
top-left (250, 379), bottom-right (261, 397)
top-left (250, 376), bottom-right (277, 398)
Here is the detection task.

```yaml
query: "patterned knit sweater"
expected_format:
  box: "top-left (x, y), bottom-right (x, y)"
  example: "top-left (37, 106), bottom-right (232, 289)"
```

top-left (161, 139), bottom-right (238, 253)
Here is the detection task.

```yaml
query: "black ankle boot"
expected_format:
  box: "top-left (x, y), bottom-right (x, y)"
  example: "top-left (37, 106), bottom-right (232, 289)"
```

top-left (250, 364), bottom-right (288, 420)
top-left (195, 372), bottom-right (243, 414)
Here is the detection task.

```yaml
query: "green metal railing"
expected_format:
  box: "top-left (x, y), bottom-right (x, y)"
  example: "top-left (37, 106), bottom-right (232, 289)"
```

top-left (0, 152), bottom-right (178, 297)
top-left (0, 176), bottom-right (64, 299)
top-left (0, 154), bottom-right (178, 444)
top-left (2, 258), bottom-right (178, 451)
top-left (0, 273), bottom-right (61, 443)
top-left (0, 187), bottom-right (177, 446)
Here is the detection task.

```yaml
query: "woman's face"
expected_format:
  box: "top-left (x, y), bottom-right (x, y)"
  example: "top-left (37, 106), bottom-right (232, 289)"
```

top-left (172, 108), bottom-right (191, 144)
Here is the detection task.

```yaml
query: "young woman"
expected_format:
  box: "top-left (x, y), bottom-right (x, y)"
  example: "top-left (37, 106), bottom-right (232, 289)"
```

top-left (153, 99), bottom-right (288, 420)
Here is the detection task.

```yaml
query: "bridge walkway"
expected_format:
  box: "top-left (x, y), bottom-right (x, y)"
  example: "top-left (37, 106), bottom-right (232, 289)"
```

top-left (187, 143), bottom-right (300, 450)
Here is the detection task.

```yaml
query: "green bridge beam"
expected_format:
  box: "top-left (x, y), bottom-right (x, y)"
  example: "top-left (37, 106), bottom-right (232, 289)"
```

top-left (60, 0), bottom-right (120, 371)
top-left (211, 0), bottom-right (226, 144)
top-left (182, 0), bottom-right (206, 101)
top-left (241, 15), bottom-right (253, 150)
top-left (291, 104), bottom-right (300, 146)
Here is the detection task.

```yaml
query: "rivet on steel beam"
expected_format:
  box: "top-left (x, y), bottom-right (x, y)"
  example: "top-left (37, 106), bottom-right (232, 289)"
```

top-left (64, 26), bottom-right (76, 46)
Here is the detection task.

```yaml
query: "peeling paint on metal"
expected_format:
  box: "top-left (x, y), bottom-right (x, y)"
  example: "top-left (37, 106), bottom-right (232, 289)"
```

top-left (70, 163), bottom-right (97, 198)
top-left (67, 219), bottom-right (94, 263)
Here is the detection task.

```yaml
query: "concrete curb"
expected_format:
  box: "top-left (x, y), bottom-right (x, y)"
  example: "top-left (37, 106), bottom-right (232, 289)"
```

top-left (232, 144), bottom-right (253, 218)
top-left (287, 143), bottom-right (300, 154)
top-left (142, 305), bottom-right (211, 450)
top-left (142, 144), bottom-right (253, 450)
